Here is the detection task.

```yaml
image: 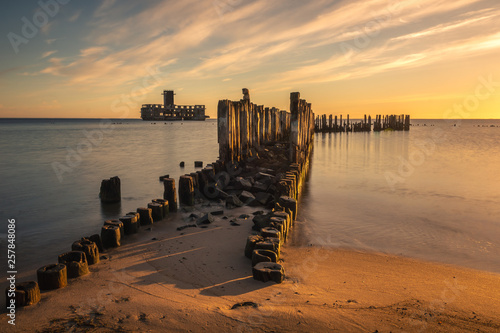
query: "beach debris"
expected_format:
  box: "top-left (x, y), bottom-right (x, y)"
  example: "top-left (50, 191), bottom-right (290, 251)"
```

top-left (37, 264), bottom-right (68, 290)
top-left (252, 262), bottom-right (285, 284)
top-left (177, 224), bottom-right (197, 231)
top-left (231, 301), bottom-right (259, 310)
top-left (225, 194), bottom-right (244, 208)
top-left (194, 161), bottom-right (203, 167)
top-left (197, 213), bottom-right (214, 225)
top-left (58, 251), bottom-right (90, 279)
top-left (211, 210), bottom-right (224, 216)
top-left (101, 225), bottom-right (121, 248)
top-left (230, 220), bottom-right (240, 226)
top-left (72, 239), bottom-right (100, 265)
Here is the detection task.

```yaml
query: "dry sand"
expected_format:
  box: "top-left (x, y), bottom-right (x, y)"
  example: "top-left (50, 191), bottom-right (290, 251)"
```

top-left (2, 202), bottom-right (500, 332)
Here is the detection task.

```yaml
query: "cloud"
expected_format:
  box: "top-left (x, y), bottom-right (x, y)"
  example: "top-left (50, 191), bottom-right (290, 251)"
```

top-left (68, 10), bottom-right (82, 22)
top-left (41, 50), bottom-right (57, 58)
top-left (45, 39), bottom-right (57, 45)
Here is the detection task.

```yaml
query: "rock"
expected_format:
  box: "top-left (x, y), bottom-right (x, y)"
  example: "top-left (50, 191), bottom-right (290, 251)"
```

top-left (231, 301), bottom-right (259, 309)
top-left (255, 192), bottom-right (273, 205)
top-left (58, 251), bottom-right (89, 279)
top-left (244, 235), bottom-right (264, 258)
top-left (235, 177), bottom-right (253, 191)
top-left (211, 210), bottom-right (224, 216)
top-left (239, 191), bottom-right (256, 204)
top-left (197, 213), bottom-right (214, 225)
top-left (252, 181), bottom-right (269, 192)
top-left (252, 262), bottom-right (285, 283)
top-left (37, 264), bottom-right (67, 290)
top-left (226, 194), bottom-right (244, 208)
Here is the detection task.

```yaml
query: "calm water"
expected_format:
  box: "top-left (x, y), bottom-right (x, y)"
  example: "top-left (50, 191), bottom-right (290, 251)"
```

top-left (0, 118), bottom-right (219, 280)
top-left (295, 119), bottom-right (500, 273)
top-left (0, 118), bottom-right (499, 282)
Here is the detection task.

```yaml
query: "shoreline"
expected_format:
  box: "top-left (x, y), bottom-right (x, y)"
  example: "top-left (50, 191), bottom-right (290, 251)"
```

top-left (2, 203), bottom-right (499, 332)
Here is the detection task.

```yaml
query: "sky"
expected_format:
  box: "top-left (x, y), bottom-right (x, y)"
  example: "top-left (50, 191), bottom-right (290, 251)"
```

top-left (0, 0), bottom-right (499, 119)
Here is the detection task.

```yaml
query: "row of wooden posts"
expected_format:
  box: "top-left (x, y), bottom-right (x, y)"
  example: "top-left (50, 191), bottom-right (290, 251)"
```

top-left (217, 89), bottom-right (315, 165)
top-left (217, 89), bottom-right (315, 283)
top-left (315, 114), bottom-right (411, 132)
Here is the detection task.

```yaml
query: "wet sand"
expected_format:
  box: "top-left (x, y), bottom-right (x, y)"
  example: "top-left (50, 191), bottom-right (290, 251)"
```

top-left (2, 203), bottom-right (500, 332)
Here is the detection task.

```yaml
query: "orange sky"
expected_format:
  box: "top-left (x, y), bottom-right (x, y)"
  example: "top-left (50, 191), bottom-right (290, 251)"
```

top-left (1, 0), bottom-right (499, 119)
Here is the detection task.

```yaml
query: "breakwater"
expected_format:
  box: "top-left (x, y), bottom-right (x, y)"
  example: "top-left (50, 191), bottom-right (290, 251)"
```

top-left (315, 114), bottom-right (410, 132)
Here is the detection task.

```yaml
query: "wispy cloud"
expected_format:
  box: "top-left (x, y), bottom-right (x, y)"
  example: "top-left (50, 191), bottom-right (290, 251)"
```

top-left (41, 50), bottom-right (57, 58)
top-left (68, 10), bottom-right (82, 22)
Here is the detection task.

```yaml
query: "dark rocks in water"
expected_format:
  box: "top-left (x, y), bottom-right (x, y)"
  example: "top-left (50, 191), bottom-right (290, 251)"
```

top-left (194, 161), bottom-right (203, 168)
top-left (179, 161), bottom-right (185, 167)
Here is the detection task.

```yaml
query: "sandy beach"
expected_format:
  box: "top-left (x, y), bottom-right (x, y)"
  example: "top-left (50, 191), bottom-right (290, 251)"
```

top-left (2, 202), bottom-right (499, 333)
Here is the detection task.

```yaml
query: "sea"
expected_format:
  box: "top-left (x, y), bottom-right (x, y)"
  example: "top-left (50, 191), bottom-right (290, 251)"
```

top-left (0, 118), bottom-right (499, 287)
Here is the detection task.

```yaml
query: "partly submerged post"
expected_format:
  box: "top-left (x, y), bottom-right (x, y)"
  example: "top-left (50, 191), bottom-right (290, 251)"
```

top-left (99, 176), bottom-right (121, 203)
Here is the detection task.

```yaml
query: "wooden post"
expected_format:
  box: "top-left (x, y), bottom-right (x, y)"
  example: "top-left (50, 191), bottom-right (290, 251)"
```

top-left (99, 176), bottom-right (120, 203)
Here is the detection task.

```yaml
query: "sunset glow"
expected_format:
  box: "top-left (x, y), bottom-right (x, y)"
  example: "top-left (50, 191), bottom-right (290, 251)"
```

top-left (1, 0), bottom-right (499, 119)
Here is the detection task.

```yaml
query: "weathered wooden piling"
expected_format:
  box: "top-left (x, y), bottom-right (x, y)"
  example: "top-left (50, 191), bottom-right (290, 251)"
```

top-left (72, 239), bottom-right (100, 265)
top-left (163, 178), bottom-right (178, 212)
top-left (99, 176), bottom-right (121, 203)
top-left (37, 264), bottom-right (67, 290)
top-left (137, 207), bottom-right (153, 225)
top-left (57, 251), bottom-right (90, 279)
top-left (179, 175), bottom-right (195, 206)
top-left (6, 281), bottom-right (41, 307)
